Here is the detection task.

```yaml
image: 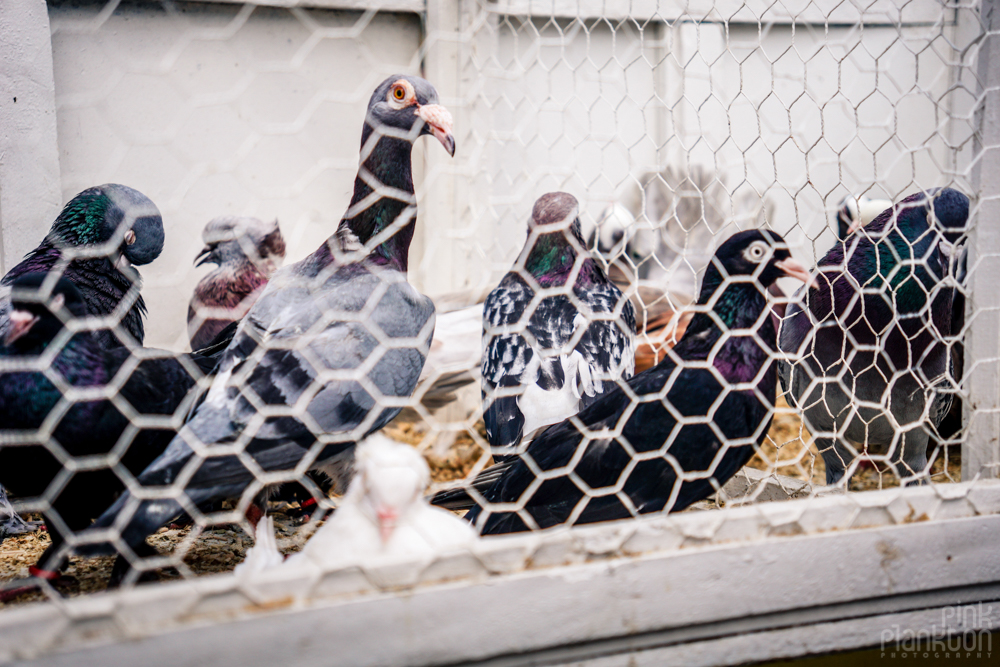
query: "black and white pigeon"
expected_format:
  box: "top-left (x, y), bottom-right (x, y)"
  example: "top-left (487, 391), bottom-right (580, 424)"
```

top-left (437, 230), bottom-right (811, 532)
top-left (75, 75), bottom-right (455, 565)
top-left (778, 188), bottom-right (969, 484)
top-left (481, 192), bottom-right (635, 461)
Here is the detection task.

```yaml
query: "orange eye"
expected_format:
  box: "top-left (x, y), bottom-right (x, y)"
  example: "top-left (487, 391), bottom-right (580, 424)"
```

top-left (393, 86), bottom-right (406, 100)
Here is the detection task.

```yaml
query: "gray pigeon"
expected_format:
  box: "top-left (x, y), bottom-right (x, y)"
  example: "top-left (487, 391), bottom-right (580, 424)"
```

top-left (76, 75), bottom-right (456, 566)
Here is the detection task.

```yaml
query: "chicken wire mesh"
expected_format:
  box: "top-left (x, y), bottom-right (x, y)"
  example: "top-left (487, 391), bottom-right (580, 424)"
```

top-left (0, 0), bottom-right (995, 615)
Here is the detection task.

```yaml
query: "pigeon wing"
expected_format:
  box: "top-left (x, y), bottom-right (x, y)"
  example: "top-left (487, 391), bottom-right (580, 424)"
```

top-left (481, 276), bottom-right (534, 454)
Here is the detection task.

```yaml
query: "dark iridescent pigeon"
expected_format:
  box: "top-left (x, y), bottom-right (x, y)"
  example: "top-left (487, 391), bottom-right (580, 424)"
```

top-left (778, 188), bottom-right (969, 484)
top-left (0, 275), bottom-right (214, 592)
top-left (0, 184), bottom-right (164, 350)
top-left (76, 75), bottom-right (455, 563)
top-left (482, 192), bottom-right (636, 461)
top-left (188, 216), bottom-right (286, 351)
top-left (439, 231), bottom-right (811, 532)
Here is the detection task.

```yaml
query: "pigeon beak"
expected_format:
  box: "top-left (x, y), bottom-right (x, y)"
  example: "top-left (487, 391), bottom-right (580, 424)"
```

top-left (194, 246), bottom-right (213, 267)
top-left (416, 104), bottom-right (455, 157)
top-left (376, 507), bottom-right (399, 543)
top-left (846, 218), bottom-right (864, 236)
top-left (4, 310), bottom-right (38, 346)
top-left (115, 253), bottom-right (133, 272)
top-left (775, 258), bottom-right (817, 288)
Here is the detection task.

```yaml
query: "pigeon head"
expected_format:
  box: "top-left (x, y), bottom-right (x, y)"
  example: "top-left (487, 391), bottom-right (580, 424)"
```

top-left (48, 184), bottom-right (164, 269)
top-left (366, 75), bottom-right (455, 156)
top-left (348, 435), bottom-right (430, 543)
top-left (923, 187), bottom-right (970, 244)
top-left (4, 274), bottom-right (87, 349)
top-left (700, 230), bottom-right (811, 305)
top-left (520, 192), bottom-right (594, 283)
top-left (337, 76), bottom-right (454, 270)
top-left (195, 216), bottom-right (286, 276)
top-left (857, 188), bottom-right (968, 246)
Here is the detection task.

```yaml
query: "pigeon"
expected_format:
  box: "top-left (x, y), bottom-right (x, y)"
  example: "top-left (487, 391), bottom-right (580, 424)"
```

top-left (778, 188), bottom-right (969, 485)
top-left (188, 216), bottom-right (286, 351)
top-left (0, 183), bottom-right (164, 350)
top-left (835, 194), bottom-right (893, 240)
top-left (238, 435), bottom-right (474, 575)
top-left (481, 192), bottom-right (636, 462)
top-left (75, 75), bottom-right (455, 564)
top-left (438, 230), bottom-right (811, 532)
top-left (0, 275), bottom-right (215, 590)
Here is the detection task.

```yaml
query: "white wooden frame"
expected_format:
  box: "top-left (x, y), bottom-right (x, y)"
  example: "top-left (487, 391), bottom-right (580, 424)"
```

top-left (2, 480), bottom-right (999, 666)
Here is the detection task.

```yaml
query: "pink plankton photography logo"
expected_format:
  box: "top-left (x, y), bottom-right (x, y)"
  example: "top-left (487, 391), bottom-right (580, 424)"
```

top-left (880, 602), bottom-right (995, 659)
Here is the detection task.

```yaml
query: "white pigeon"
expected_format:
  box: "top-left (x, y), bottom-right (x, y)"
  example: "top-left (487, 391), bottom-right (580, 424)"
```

top-left (236, 435), bottom-right (475, 574)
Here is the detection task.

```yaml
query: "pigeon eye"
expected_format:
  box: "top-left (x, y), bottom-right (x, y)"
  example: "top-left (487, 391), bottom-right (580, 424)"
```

top-left (393, 86), bottom-right (405, 100)
top-left (124, 230), bottom-right (136, 246)
top-left (744, 241), bottom-right (768, 263)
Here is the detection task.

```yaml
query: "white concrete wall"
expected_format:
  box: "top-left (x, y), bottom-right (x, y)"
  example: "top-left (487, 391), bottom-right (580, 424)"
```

top-left (0, 0), bottom-right (62, 275)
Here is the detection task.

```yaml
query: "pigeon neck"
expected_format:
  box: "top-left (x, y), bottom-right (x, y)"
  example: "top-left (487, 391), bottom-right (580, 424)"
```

top-left (523, 235), bottom-right (600, 287)
top-left (835, 209), bottom-right (941, 315)
top-left (680, 276), bottom-right (777, 384)
top-left (48, 192), bottom-right (112, 247)
top-left (338, 126), bottom-right (417, 272)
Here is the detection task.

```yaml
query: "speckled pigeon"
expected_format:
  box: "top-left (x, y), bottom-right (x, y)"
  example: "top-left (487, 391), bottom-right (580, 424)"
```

top-left (0, 183), bottom-right (164, 350)
top-left (0, 275), bottom-right (215, 592)
top-left (442, 230), bottom-right (811, 532)
top-left (188, 216), bottom-right (286, 351)
top-left (778, 188), bottom-right (969, 484)
top-left (76, 75), bottom-right (455, 564)
top-left (482, 192), bottom-right (635, 462)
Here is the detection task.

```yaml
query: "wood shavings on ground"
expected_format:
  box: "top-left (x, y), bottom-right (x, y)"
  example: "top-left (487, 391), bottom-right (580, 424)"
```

top-left (382, 419), bottom-right (490, 484)
top-left (0, 512), bottom-right (309, 608)
top-left (749, 395), bottom-right (825, 484)
top-left (748, 394), bottom-right (963, 491)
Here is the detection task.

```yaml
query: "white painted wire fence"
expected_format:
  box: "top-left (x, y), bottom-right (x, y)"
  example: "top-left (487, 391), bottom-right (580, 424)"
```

top-left (0, 0), bottom-right (998, 664)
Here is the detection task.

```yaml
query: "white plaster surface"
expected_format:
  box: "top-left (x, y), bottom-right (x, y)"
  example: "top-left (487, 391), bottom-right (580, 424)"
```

top-left (0, 0), bottom-right (62, 275)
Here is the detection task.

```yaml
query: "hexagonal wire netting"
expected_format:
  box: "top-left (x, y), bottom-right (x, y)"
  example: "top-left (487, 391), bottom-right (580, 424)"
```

top-left (0, 0), bottom-right (995, 607)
